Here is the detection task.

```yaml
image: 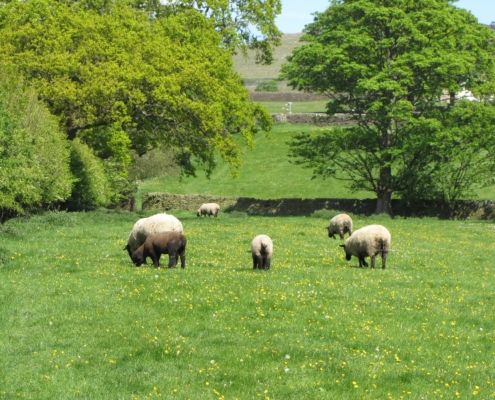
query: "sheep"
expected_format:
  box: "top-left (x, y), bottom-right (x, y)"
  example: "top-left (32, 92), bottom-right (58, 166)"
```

top-left (124, 213), bottom-right (183, 261)
top-left (340, 224), bottom-right (391, 269)
top-left (250, 234), bottom-right (273, 270)
top-left (131, 231), bottom-right (187, 268)
top-left (197, 203), bottom-right (220, 218)
top-left (326, 213), bottom-right (353, 239)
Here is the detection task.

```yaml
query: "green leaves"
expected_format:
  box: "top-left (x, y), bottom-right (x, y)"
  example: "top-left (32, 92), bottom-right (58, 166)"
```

top-left (0, 0), bottom-right (272, 177)
top-left (282, 0), bottom-right (495, 214)
top-left (0, 66), bottom-right (73, 216)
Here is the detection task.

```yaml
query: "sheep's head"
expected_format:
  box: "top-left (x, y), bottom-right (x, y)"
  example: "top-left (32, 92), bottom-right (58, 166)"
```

top-left (326, 226), bottom-right (336, 239)
top-left (131, 252), bottom-right (145, 266)
top-left (196, 210), bottom-right (201, 217)
top-left (339, 244), bottom-right (352, 261)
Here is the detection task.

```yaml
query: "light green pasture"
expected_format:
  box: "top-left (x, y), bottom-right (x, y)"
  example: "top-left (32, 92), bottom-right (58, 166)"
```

top-left (1, 210), bottom-right (495, 399)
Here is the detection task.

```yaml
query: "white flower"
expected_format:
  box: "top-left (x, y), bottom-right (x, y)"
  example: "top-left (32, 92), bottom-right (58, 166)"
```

top-left (284, 368), bottom-right (290, 373)
top-left (210, 360), bottom-right (215, 364)
top-left (285, 354), bottom-right (290, 359)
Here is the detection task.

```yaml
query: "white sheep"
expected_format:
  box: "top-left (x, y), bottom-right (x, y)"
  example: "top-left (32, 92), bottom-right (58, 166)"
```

top-left (250, 234), bottom-right (273, 270)
top-left (326, 213), bottom-right (353, 239)
top-left (340, 224), bottom-right (391, 269)
top-left (197, 203), bottom-right (220, 217)
top-left (124, 213), bottom-right (183, 260)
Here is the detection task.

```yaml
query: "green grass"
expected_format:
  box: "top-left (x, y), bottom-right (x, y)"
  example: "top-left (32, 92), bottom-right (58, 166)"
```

top-left (259, 101), bottom-right (328, 113)
top-left (137, 124), bottom-right (371, 203)
top-left (2, 209), bottom-right (495, 398)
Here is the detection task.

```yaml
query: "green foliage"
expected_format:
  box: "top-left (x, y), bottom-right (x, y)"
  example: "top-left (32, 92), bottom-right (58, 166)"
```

top-left (2, 211), bottom-right (495, 397)
top-left (255, 80), bottom-right (279, 92)
top-left (0, 66), bottom-right (73, 218)
top-left (67, 139), bottom-right (112, 209)
top-left (0, 0), bottom-right (272, 177)
top-left (281, 0), bottom-right (495, 214)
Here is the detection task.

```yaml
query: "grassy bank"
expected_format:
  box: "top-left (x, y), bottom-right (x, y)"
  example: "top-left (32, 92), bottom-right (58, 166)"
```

top-left (1, 210), bottom-right (495, 398)
top-left (136, 124), bottom-right (371, 204)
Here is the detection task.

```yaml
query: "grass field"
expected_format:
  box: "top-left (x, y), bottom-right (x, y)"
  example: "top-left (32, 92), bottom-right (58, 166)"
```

top-left (137, 123), bottom-right (495, 205)
top-left (259, 101), bottom-right (328, 114)
top-left (137, 124), bottom-right (371, 204)
top-left (2, 209), bottom-right (495, 399)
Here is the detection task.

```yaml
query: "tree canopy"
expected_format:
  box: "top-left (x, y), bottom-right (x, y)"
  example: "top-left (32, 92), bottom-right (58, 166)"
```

top-left (0, 0), bottom-right (272, 178)
top-left (281, 0), bottom-right (495, 215)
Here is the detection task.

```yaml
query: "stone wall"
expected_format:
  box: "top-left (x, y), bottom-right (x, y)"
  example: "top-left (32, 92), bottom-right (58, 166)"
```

top-left (141, 192), bottom-right (495, 220)
top-left (271, 112), bottom-right (356, 126)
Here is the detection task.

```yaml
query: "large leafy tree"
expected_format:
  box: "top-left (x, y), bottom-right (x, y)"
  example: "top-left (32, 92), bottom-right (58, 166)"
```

top-left (281, 0), bottom-right (495, 215)
top-left (0, 0), bottom-right (272, 177)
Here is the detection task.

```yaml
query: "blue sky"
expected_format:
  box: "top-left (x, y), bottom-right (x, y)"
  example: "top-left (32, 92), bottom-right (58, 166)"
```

top-left (276, 0), bottom-right (494, 33)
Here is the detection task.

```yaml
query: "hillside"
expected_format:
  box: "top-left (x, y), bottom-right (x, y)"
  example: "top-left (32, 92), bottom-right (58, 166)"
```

top-left (232, 33), bottom-right (303, 82)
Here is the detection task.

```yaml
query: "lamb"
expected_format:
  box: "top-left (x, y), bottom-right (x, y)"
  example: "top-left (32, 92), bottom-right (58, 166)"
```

top-left (124, 213), bottom-right (183, 260)
top-left (326, 213), bottom-right (353, 239)
top-left (340, 224), bottom-right (391, 269)
top-left (250, 234), bottom-right (273, 270)
top-left (131, 231), bottom-right (187, 268)
top-left (197, 203), bottom-right (220, 217)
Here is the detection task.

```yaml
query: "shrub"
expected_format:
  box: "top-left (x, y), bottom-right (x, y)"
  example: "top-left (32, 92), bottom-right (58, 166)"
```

top-left (254, 80), bottom-right (279, 92)
top-left (0, 66), bottom-right (73, 219)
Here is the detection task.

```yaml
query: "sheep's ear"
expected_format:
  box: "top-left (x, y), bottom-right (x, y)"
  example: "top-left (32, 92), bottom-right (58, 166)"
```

top-left (339, 244), bottom-right (345, 248)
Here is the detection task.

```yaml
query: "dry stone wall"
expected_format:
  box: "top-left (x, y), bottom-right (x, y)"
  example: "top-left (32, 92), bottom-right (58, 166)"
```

top-left (141, 192), bottom-right (495, 220)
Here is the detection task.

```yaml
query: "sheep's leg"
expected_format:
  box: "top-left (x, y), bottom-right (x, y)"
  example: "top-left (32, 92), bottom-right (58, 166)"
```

top-left (168, 253), bottom-right (177, 268)
top-left (360, 256), bottom-right (369, 268)
top-left (179, 249), bottom-right (186, 269)
top-left (264, 257), bottom-right (271, 271)
top-left (151, 254), bottom-right (160, 268)
top-left (370, 255), bottom-right (376, 269)
top-left (253, 254), bottom-right (262, 269)
top-left (381, 253), bottom-right (387, 269)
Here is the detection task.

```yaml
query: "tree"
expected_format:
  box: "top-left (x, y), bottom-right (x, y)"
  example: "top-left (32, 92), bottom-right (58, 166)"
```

top-left (0, 0), bottom-right (272, 178)
top-left (281, 0), bottom-right (495, 215)
top-left (0, 66), bottom-right (73, 219)
top-left (130, 0), bottom-right (283, 64)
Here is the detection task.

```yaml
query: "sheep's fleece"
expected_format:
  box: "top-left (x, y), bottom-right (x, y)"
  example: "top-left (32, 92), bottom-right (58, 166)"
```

top-left (341, 224), bottom-right (391, 269)
top-left (125, 213), bottom-right (183, 258)
top-left (327, 213), bottom-right (353, 239)
top-left (197, 203), bottom-right (220, 217)
top-left (251, 234), bottom-right (273, 270)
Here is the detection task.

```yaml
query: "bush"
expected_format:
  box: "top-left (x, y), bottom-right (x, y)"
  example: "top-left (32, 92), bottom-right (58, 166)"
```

top-left (254, 80), bottom-right (279, 92)
top-left (0, 66), bottom-right (73, 219)
top-left (66, 139), bottom-right (112, 210)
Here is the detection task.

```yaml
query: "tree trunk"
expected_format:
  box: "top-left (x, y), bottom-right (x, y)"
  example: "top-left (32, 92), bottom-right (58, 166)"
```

top-left (375, 166), bottom-right (394, 216)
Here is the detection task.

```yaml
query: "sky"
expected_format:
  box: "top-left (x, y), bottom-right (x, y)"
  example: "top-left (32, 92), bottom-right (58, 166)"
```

top-left (276, 0), bottom-right (495, 33)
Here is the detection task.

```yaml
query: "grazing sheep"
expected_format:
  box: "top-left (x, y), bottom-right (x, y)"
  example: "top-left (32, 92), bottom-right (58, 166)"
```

top-left (326, 213), bottom-right (353, 239)
top-left (131, 231), bottom-right (187, 268)
top-left (197, 203), bottom-right (220, 217)
top-left (340, 224), bottom-right (391, 269)
top-left (251, 234), bottom-right (273, 270)
top-left (124, 213), bottom-right (183, 261)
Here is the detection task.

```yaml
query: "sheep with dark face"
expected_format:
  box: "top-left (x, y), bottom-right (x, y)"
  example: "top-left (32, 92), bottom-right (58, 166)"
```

top-left (131, 231), bottom-right (187, 268)
top-left (124, 213), bottom-right (183, 261)
top-left (326, 213), bottom-right (353, 239)
top-left (340, 224), bottom-right (391, 269)
top-left (197, 203), bottom-right (220, 217)
top-left (250, 234), bottom-right (273, 270)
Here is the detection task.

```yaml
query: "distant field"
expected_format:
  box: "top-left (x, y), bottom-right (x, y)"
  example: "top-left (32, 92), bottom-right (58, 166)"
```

top-left (137, 123), bottom-right (495, 204)
top-left (136, 124), bottom-right (371, 204)
top-left (259, 101), bottom-right (328, 114)
top-left (233, 33), bottom-right (303, 81)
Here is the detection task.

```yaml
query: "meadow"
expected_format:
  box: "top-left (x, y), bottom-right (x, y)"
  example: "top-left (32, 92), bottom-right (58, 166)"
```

top-left (1, 209), bottom-right (495, 399)
top-left (137, 123), bottom-right (495, 204)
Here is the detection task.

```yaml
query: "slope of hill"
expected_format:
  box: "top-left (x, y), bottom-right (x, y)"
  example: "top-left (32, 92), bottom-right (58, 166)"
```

top-left (232, 33), bottom-right (303, 82)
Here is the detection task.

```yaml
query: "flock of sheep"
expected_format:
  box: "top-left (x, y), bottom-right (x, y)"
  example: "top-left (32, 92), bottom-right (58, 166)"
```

top-left (123, 204), bottom-right (391, 270)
